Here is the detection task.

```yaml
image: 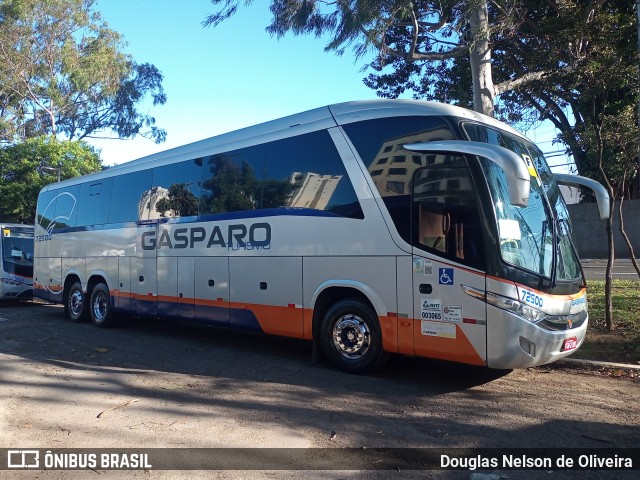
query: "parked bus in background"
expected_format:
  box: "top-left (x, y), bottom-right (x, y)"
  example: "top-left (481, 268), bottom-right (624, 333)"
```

top-left (33, 100), bottom-right (609, 373)
top-left (0, 224), bottom-right (34, 300)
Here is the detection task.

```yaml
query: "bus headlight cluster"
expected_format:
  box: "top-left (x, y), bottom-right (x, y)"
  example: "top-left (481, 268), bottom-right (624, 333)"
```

top-left (1, 278), bottom-right (21, 286)
top-left (485, 291), bottom-right (547, 324)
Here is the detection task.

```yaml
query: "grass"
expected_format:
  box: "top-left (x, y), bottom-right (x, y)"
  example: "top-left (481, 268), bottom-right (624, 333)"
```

top-left (573, 280), bottom-right (640, 364)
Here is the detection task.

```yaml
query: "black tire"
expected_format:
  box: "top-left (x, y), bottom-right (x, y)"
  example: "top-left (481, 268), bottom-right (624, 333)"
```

top-left (65, 281), bottom-right (87, 322)
top-left (89, 283), bottom-right (116, 327)
top-left (319, 299), bottom-right (387, 374)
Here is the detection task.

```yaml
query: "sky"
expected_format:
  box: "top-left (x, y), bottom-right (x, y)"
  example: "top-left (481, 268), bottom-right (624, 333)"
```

top-left (89, 0), bottom-right (571, 173)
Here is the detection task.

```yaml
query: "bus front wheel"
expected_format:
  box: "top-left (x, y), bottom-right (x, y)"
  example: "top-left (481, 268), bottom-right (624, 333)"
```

top-left (65, 282), bottom-right (87, 322)
top-left (89, 283), bottom-right (116, 328)
top-left (320, 299), bottom-right (387, 374)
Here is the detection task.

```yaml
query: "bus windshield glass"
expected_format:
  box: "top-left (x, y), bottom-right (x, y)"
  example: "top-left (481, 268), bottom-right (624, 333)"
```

top-left (2, 233), bottom-right (34, 277)
top-left (463, 123), bottom-right (581, 281)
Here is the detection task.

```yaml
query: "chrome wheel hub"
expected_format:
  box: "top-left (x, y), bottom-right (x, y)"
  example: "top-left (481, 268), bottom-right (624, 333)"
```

top-left (92, 291), bottom-right (107, 321)
top-left (69, 290), bottom-right (83, 316)
top-left (332, 314), bottom-right (370, 359)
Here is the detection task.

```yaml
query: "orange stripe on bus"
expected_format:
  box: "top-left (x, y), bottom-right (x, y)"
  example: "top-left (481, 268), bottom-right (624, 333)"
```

top-left (379, 315), bottom-right (399, 354)
top-left (229, 301), bottom-right (304, 339)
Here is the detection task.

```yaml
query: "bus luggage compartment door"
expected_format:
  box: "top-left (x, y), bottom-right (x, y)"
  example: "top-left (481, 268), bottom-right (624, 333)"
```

top-left (135, 222), bottom-right (157, 317)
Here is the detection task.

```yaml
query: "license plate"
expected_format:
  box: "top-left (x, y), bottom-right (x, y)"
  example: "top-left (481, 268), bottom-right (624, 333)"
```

top-left (562, 337), bottom-right (578, 351)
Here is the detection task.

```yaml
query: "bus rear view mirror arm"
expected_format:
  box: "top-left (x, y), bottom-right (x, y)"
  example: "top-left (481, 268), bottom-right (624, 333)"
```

top-left (404, 141), bottom-right (530, 207)
top-left (554, 173), bottom-right (610, 221)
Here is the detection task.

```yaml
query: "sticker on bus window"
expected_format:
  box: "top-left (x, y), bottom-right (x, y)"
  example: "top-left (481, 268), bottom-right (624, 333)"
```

top-left (443, 305), bottom-right (462, 323)
top-left (421, 320), bottom-right (456, 339)
top-left (522, 154), bottom-right (538, 178)
top-left (3, 229), bottom-right (10, 237)
top-left (424, 260), bottom-right (433, 276)
top-left (413, 258), bottom-right (424, 273)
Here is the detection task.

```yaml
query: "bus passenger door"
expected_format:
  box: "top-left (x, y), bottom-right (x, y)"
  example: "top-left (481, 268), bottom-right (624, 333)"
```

top-left (411, 162), bottom-right (487, 366)
top-left (136, 222), bottom-right (157, 317)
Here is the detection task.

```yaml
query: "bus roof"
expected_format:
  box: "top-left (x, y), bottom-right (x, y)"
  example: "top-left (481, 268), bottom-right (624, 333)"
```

top-left (41, 99), bottom-right (530, 192)
top-left (0, 223), bottom-right (34, 230)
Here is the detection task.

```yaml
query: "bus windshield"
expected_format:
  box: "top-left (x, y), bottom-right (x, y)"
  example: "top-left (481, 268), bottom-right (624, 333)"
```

top-left (463, 123), bottom-right (581, 282)
top-left (2, 234), bottom-right (34, 277)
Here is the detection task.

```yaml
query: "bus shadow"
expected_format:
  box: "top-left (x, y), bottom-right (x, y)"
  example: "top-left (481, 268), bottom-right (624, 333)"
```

top-left (1, 302), bottom-right (508, 397)
top-left (2, 302), bottom-right (638, 455)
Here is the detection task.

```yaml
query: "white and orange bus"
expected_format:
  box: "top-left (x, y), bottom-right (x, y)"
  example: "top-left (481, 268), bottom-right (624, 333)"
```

top-left (34, 100), bottom-right (608, 373)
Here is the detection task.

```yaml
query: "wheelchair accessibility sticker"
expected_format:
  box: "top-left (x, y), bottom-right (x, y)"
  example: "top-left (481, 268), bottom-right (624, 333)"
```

top-left (439, 268), bottom-right (454, 285)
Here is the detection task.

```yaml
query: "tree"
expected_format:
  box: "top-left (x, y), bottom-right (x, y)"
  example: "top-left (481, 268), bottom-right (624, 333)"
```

top-left (0, 136), bottom-right (102, 223)
top-left (204, 1), bottom-right (637, 179)
top-left (494, 0), bottom-right (637, 179)
top-left (570, 69), bottom-right (639, 330)
top-left (364, 0), bottom-right (637, 178)
top-left (0, 0), bottom-right (166, 143)
top-left (204, 1), bottom-right (581, 118)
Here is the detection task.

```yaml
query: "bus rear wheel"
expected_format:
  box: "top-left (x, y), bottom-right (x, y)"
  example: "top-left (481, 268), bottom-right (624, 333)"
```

top-left (65, 282), bottom-right (87, 322)
top-left (89, 283), bottom-right (116, 327)
top-left (320, 299), bottom-right (387, 374)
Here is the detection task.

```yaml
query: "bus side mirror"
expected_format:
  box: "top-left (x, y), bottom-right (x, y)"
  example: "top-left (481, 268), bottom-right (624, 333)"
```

top-left (554, 174), bottom-right (610, 221)
top-left (404, 141), bottom-right (530, 207)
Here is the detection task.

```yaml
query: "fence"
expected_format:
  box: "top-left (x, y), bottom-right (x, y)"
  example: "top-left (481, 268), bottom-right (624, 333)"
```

top-left (567, 200), bottom-right (640, 259)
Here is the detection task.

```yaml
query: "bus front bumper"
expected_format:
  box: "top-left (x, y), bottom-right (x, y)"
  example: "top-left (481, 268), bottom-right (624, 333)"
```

top-left (487, 307), bottom-right (588, 369)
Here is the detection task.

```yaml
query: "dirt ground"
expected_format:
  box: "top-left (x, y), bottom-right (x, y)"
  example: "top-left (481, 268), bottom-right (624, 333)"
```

top-left (1, 301), bottom-right (638, 480)
top-left (573, 328), bottom-right (640, 365)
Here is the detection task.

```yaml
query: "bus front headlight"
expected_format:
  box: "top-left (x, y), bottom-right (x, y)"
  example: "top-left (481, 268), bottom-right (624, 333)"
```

top-left (485, 291), bottom-right (547, 324)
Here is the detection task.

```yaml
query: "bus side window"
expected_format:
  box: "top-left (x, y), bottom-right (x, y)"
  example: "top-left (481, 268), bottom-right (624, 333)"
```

top-left (36, 190), bottom-right (58, 231)
top-left (198, 130), bottom-right (363, 219)
top-left (53, 185), bottom-right (80, 230)
top-left (199, 147), bottom-right (265, 215)
top-left (412, 163), bottom-right (485, 270)
top-left (262, 130), bottom-right (363, 218)
top-left (109, 170), bottom-right (153, 224)
top-left (77, 179), bottom-right (112, 226)
top-left (149, 159), bottom-right (203, 219)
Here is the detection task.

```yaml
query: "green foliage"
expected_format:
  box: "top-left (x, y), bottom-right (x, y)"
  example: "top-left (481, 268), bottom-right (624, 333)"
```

top-left (205, 1), bottom-right (639, 186)
top-left (585, 279), bottom-right (640, 361)
top-left (497, 0), bottom-right (638, 187)
top-left (0, 136), bottom-right (102, 223)
top-left (0, 0), bottom-right (166, 143)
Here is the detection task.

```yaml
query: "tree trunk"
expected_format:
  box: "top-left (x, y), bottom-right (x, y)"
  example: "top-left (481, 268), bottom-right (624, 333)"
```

top-left (594, 109), bottom-right (615, 330)
top-left (604, 206), bottom-right (614, 330)
top-left (468, 0), bottom-right (495, 116)
top-left (597, 164), bottom-right (615, 331)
